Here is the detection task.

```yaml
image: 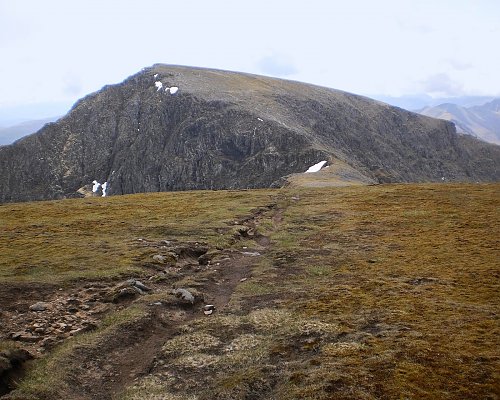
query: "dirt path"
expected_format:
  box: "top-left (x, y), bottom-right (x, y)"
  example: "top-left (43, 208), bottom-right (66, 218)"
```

top-left (45, 200), bottom-right (285, 400)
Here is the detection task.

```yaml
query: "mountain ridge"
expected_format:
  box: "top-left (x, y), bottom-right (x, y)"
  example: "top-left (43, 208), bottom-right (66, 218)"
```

top-left (0, 117), bottom-right (60, 146)
top-left (418, 98), bottom-right (500, 145)
top-left (0, 64), bottom-right (499, 203)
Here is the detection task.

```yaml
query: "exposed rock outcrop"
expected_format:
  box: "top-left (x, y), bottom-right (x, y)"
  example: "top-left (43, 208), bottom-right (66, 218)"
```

top-left (0, 65), bottom-right (498, 202)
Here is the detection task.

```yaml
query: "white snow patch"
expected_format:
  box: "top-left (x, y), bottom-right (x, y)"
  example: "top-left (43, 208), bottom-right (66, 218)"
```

top-left (155, 81), bottom-right (163, 91)
top-left (154, 73), bottom-right (158, 78)
top-left (305, 161), bottom-right (327, 173)
top-left (92, 180), bottom-right (108, 196)
top-left (92, 180), bottom-right (101, 192)
top-left (257, 118), bottom-right (263, 122)
top-left (169, 86), bottom-right (178, 94)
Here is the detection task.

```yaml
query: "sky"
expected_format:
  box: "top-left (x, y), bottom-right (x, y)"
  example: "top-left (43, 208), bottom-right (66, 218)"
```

top-left (1, 0), bottom-right (499, 122)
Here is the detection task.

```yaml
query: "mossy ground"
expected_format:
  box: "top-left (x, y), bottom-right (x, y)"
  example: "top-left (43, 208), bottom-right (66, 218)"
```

top-left (1, 184), bottom-right (498, 399)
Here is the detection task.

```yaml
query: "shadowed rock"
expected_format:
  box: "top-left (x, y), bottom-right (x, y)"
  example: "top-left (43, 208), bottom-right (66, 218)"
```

top-left (0, 65), bottom-right (499, 202)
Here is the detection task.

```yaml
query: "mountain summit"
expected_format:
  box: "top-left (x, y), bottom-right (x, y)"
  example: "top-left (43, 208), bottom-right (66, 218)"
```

top-left (0, 65), bottom-right (499, 202)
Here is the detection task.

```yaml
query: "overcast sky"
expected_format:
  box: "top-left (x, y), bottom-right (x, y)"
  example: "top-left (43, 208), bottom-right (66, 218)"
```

top-left (1, 0), bottom-right (499, 117)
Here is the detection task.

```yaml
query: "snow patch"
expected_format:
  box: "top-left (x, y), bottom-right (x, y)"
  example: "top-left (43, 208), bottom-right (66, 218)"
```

top-left (169, 86), bottom-right (178, 94)
top-left (92, 180), bottom-right (108, 196)
top-left (153, 73), bottom-right (158, 78)
top-left (257, 118), bottom-right (263, 122)
top-left (154, 81), bottom-right (163, 91)
top-left (92, 180), bottom-right (101, 192)
top-left (305, 161), bottom-right (327, 173)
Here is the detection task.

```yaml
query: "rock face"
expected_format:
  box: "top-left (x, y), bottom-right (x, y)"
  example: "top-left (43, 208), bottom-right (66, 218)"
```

top-left (0, 65), bottom-right (499, 202)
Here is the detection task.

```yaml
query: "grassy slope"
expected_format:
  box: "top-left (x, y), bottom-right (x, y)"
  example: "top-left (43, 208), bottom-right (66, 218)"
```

top-left (0, 190), bottom-right (275, 283)
top-left (1, 184), bottom-right (499, 399)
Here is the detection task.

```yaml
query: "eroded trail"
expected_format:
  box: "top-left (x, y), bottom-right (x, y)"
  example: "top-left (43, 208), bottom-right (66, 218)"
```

top-left (4, 198), bottom-right (286, 400)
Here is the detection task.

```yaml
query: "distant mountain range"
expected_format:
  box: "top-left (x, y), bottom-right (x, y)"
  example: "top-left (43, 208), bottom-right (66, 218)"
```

top-left (417, 99), bottom-right (500, 145)
top-left (0, 117), bottom-right (60, 145)
top-left (371, 95), bottom-right (496, 111)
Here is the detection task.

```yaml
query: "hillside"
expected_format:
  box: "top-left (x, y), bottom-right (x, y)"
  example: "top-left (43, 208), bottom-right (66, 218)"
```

top-left (0, 184), bottom-right (498, 399)
top-left (418, 99), bottom-right (500, 145)
top-left (1, 65), bottom-right (499, 203)
top-left (0, 117), bottom-right (60, 146)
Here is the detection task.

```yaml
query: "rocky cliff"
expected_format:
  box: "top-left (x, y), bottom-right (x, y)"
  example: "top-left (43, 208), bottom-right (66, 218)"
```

top-left (1, 65), bottom-right (499, 202)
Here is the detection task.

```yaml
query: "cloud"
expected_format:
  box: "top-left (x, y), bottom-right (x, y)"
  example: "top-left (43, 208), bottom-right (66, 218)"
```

top-left (257, 53), bottom-right (297, 77)
top-left (420, 73), bottom-right (464, 97)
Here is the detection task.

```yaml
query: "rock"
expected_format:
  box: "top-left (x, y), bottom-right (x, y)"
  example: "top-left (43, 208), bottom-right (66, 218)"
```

top-left (18, 334), bottom-right (40, 343)
top-left (10, 332), bottom-right (24, 340)
top-left (104, 286), bottom-right (138, 303)
top-left (241, 251), bottom-right (261, 257)
top-left (132, 286), bottom-right (144, 295)
top-left (58, 323), bottom-right (71, 332)
top-left (152, 253), bottom-right (177, 265)
top-left (133, 280), bottom-right (151, 292)
top-left (203, 305), bottom-right (216, 315)
top-left (152, 254), bottom-right (167, 263)
top-left (29, 302), bottom-right (49, 312)
top-left (104, 279), bottom-right (153, 302)
top-left (172, 288), bottom-right (195, 304)
top-left (40, 337), bottom-right (55, 347)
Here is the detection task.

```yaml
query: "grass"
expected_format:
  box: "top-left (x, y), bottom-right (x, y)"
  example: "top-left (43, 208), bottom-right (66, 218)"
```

top-left (272, 183), bottom-right (500, 399)
top-left (0, 189), bottom-right (275, 283)
top-left (2, 183), bottom-right (499, 399)
top-left (142, 183), bottom-right (499, 399)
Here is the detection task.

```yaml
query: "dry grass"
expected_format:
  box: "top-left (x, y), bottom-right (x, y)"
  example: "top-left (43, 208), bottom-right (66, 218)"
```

top-left (0, 189), bottom-right (275, 283)
top-left (272, 183), bottom-right (500, 399)
top-left (2, 183), bottom-right (499, 399)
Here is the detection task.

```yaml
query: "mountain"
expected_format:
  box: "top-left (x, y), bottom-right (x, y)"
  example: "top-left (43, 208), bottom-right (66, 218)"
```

top-left (0, 65), bottom-right (499, 203)
top-left (0, 117), bottom-right (60, 146)
top-left (418, 99), bottom-right (500, 145)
